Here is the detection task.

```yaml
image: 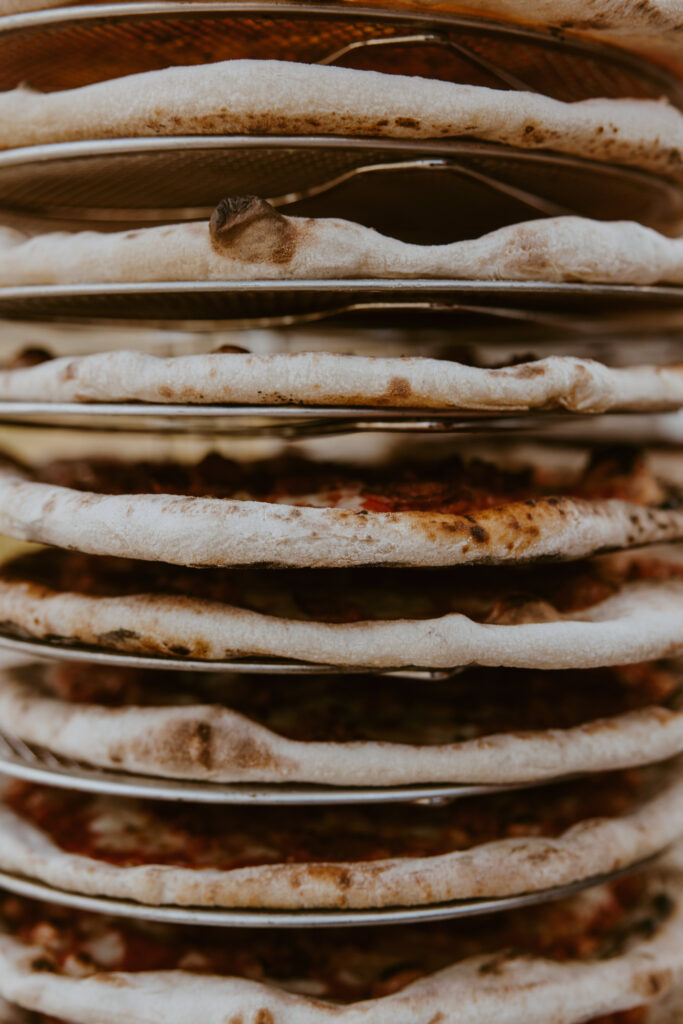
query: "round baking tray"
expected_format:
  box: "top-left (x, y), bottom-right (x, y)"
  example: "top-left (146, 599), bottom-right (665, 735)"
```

top-left (0, 735), bottom-right (535, 806)
top-left (0, 858), bottom-right (658, 927)
top-left (0, 403), bottom-right (629, 435)
top-left (0, 632), bottom-right (462, 679)
top-left (0, 2), bottom-right (678, 103)
top-left (0, 403), bottom-right (680, 443)
top-left (1, 138), bottom-right (679, 233)
top-left (0, 402), bottom-right (579, 435)
top-left (1, 280), bottom-right (681, 326)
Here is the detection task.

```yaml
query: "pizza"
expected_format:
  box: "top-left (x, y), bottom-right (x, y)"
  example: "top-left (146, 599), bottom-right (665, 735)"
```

top-left (0, 62), bottom-right (681, 180)
top-left (0, 857), bottom-right (680, 1024)
top-left (0, 764), bottom-right (680, 908)
top-left (0, 347), bottom-right (681, 414)
top-left (0, 445), bottom-right (681, 568)
top-left (0, 659), bottom-right (680, 785)
top-left (1, 204), bottom-right (683, 286)
top-left (0, 547), bottom-right (680, 669)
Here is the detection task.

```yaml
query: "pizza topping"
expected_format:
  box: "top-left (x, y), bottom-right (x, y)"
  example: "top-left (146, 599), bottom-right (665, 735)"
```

top-left (484, 596), bottom-right (563, 624)
top-left (5, 547), bottom-right (666, 628)
top-left (0, 873), bottom-right (671, 1003)
top-left (36, 662), bottom-right (681, 745)
top-left (34, 446), bottom-right (677, 514)
top-left (5, 771), bottom-right (645, 871)
top-left (574, 447), bottom-right (668, 506)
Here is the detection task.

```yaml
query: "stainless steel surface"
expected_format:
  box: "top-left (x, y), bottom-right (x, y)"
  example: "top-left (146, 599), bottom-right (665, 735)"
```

top-left (0, 860), bottom-right (659, 927)
top-left (2, 280), bottom-right (682, 325)
top-left (1, 137), bottom-right (678, 231)
top-left (0, 2), bottom-right (678, 104)
top-left (0, 402), bottom-right (680, 443)
top-left (0, 735), bottom-right (528, 805)
top-left (0, 401), bottom-right (621, 436)
top-left (0, 632), bottom-right (462, 678)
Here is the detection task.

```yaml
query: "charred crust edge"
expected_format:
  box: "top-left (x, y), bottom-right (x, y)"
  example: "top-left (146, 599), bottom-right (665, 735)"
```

top-left (209, 195), bottom-right (296, 264)
top-left (210, 196), bottom-right (283, 246)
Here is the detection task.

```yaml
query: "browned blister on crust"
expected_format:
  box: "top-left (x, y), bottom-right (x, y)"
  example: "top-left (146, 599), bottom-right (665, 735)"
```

top-left (209, 197), bottom-right (298, 265)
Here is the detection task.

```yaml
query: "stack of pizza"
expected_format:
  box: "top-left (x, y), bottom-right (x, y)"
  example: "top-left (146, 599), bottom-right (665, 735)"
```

top-left (0, 1), bottom-right (680, 1022)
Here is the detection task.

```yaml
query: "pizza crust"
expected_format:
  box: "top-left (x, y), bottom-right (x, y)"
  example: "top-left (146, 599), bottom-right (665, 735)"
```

top-left (0, 765), bottom-right (681, 908)
top-left (0, 351), bottom-right (682, 413)
top-left (0, 954), bottom-right (680, 1024)
top-left (0, 454), bottom-right (681, 568)
top-left (1, 210), bottom-right (683, 285)
top-left (5, 994), bottom-right (668, 1024)
top-left (0, 565), bottom-right (682, 669)
top-left (1, 664), bottom-right (681, 785)
top-left (0, 927), bottom-right (679, 1024)
top-left (0, 856), bottom-right (681, 1024)
top-left (0, 61), bottom-right (681, 179)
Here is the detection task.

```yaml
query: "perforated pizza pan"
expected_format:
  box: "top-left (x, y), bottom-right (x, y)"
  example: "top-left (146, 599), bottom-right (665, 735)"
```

top-left (1, 280), bottom-right (682, 326)
top-left (0, 857), bottom-right (661, 927)
top-left (1, 137), bottom-right (679, 233)
top-left (0, 1), bottom-right (679, 104)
